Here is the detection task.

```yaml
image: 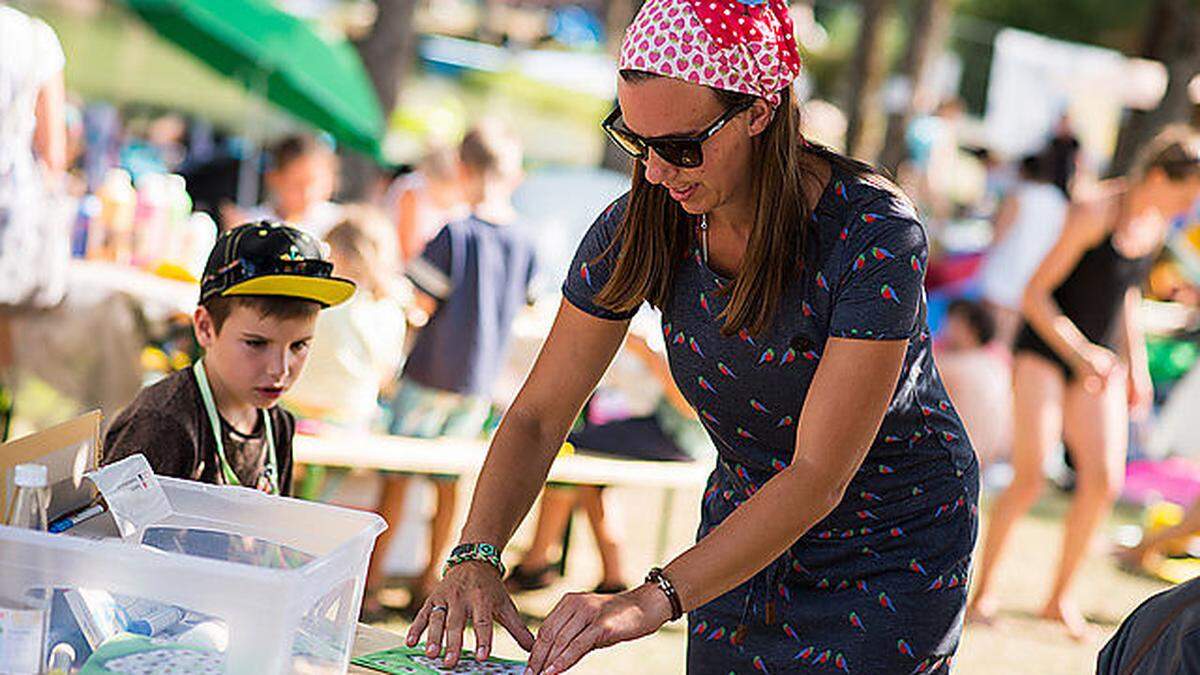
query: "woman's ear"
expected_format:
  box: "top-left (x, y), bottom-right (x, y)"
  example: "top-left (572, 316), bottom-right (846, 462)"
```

top-left (747, 100), bottom-right (774, 137)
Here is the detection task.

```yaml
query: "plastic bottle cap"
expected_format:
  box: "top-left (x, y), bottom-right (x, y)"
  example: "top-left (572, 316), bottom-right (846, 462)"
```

top-left (14, 463), bottom-right (48, 488)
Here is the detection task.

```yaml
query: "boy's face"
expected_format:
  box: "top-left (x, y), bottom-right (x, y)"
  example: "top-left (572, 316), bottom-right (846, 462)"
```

top-left (266, 153), bottom-right (336, 220)
top-left (941, 312), bottom-right (980, 352)
top-left (193, 303), bottom-right (317, 408)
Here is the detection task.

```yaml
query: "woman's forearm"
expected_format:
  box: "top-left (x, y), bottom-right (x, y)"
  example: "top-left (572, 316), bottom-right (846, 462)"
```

top-left (1024, 290), bottom-right (1090, 363)
top-left (663, 461), bottom-right (845, 612)
top-left (458, 405), bottom-right (573, 548)
top-left (1123, 289), bottom-right (1149, 372)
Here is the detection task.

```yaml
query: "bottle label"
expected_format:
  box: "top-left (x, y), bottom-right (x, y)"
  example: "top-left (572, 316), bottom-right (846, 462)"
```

top-left (0, 605), bottom-right (47, 672)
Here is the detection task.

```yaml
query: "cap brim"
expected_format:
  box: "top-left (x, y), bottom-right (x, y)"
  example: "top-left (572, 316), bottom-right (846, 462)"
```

top-left (223, 274), bottom-right (357, 307)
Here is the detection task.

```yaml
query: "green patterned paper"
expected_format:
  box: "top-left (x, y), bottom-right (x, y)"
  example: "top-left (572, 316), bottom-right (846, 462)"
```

top-left (351, 645), bottom-right (526, 674)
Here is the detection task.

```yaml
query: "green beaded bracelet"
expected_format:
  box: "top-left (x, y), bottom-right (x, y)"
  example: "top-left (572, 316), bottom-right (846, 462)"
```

top-left (443, 542), bottom-right (506, 578)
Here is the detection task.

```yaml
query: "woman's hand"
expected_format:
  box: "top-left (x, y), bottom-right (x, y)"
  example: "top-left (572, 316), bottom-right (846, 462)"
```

top-left (1127, 367), bottom-right (1154, 420)
top-left (526, 584), bottom-right (673, 675)
top-left (405, 561), bottom-right (534, 668)
top-left (1071, 343), bottom-right (1120, 392)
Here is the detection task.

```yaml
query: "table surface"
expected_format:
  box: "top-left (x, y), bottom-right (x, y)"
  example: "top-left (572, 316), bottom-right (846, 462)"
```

top-left (351, 623), bottom-right (407, 673)
top-left (69, 259), bottom-right (197, 317)
top-left (293, 431), bottom-right (713, 490)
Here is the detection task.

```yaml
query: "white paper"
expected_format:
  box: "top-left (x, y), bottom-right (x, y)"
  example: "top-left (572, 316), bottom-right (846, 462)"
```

top-left (85, 454), bottom-right (170, 541)
top-left (0, 605), bottom-right (47, 673)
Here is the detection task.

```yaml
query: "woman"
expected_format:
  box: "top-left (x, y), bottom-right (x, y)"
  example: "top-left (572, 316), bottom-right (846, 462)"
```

top-left (407, 0), bottom-right (978, 671)
top-left (0, 3), bottom-right (67, 365)
top-left (967, 129), bottom-right (1200, 639)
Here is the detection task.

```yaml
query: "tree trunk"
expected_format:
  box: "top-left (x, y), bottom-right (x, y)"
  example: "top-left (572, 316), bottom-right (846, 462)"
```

top-left (340, 0), bottom-right (421, 199)
top-left (606, 0), bottom-right (644, 55)
top-left (600, 0), bottom-right (642, 173)
top-left (843, 0), bottom-right (896, 160)
top-left (1108, 0), bottom-right (1200, 177)
top-left (877, 0), bottom-right (951, 174)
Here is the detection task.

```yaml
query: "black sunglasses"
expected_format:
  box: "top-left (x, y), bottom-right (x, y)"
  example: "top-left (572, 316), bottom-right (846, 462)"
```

top-left (602, 100), bottom-right (755, 169)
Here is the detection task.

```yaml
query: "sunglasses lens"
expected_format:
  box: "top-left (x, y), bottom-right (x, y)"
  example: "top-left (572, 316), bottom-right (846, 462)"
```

top-left (656, 141), bottom-right (703, 168)
top-left (605, 126), bottom-right (646, 160)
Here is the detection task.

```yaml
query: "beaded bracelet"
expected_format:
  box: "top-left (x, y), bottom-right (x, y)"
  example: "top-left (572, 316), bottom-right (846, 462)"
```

top-left (443, 542), bottom-right (506, 578)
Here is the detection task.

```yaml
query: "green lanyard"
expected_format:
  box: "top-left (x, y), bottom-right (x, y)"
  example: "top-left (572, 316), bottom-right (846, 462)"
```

top-left (192, 360), bottom-right (279, 495)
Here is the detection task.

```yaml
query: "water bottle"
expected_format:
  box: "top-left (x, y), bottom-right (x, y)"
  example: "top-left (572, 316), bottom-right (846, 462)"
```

top-left (45, 643), bottom-right (75, 675)
top-left (0, 464), bottom-right (51, 674)
top-left (96, 168), bottom-right (136, 264)
top-left (8, 463), bottom-right (49, 530)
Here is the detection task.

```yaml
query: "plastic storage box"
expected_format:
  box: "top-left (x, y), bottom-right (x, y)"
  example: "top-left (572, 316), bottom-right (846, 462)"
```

top-left (0, 476), bottom-right (385, 674)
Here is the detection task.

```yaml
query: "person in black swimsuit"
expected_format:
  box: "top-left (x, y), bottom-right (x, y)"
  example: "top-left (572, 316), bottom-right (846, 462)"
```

top-left (968, 128), bottom-right (1200, 639)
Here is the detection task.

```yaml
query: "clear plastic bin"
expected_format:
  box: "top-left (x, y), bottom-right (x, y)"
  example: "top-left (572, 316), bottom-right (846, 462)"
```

top-left (0, 476), bottom-right (385, 674)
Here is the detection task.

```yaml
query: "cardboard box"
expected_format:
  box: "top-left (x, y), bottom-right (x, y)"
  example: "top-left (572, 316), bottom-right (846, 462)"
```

top-left (1, 411), bottom-right (101, 523)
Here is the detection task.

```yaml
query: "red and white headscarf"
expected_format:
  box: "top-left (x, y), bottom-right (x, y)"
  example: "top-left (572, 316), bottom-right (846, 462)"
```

top-left (618, 0), bottom-right (802, 108)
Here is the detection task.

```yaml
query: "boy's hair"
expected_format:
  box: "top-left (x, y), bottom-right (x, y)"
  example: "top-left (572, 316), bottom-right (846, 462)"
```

top-left (420, 142), bottom-right (461, 184)
top-left (270, 134), bottom-right (334, 172)
top-left (459, 119), bottom-right (522, 179)
top-left (201, 295), bottom-right (321, 333)
top-left (946, 299), bottom-right (996, 346)
top-left (1019, 154), bottom-right (1044, 181)
top-left (325, 205), bottom-right (397, 298)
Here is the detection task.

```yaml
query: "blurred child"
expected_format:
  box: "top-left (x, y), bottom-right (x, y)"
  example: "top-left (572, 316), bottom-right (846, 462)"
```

top-left (103, 222), bottom-right (356, 493)
top-left (979, 154), bottom-right (1069, 347)
top-left (363, 120), bottom-right (537, 616)
top-left (285, 206), bottom-right (408, 430)
top-left (506, 309), bottom-right (707, 594)
top-left (231, 134), bottom-right (342, 238)
top-left (383, 142), bottom-right (467, 263)
top-left (935, 299), bottom-right (1012, 467)
top-left (1118, 498), bottom-right (1200, 574)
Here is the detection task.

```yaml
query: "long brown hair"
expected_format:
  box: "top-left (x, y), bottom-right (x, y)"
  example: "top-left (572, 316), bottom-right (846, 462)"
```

top-left (593, 74), bottom-right (873, 336)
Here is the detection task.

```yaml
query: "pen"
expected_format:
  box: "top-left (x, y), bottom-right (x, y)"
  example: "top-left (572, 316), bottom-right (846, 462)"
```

top-left (49, 502), bottom-right (107, 533)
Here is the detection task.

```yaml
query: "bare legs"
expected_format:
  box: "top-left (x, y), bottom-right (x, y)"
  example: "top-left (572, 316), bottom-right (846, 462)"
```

top-left (417, 479), bottom-right (460, 600)
top-left (512, 485), bottom-right (627, 590)
top-left (1042, 365), bottom-right (1126, 638)
top-left (968, 354), bottom-right (1063, 623)
top-left (363, 475), bottom-right (460, 613)
top-left (518, 487), bottom-right (578, 573)
top-left (967, 353), bottom-right (1127, 639)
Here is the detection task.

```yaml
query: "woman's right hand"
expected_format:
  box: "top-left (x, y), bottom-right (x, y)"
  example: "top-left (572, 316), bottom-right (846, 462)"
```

top-left (1071, 343), bottom-right (1120, 392)
top-left (405, 561), bottom-right (535, 668)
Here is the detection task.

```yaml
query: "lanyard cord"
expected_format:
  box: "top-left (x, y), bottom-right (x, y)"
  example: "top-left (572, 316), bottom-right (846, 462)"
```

top-left (192, 360), bottom-right (278, 494)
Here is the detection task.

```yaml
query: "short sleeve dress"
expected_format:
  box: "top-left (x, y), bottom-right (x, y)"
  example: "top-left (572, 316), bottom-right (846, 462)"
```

top-left (562, 167), bottom-right (980, 675)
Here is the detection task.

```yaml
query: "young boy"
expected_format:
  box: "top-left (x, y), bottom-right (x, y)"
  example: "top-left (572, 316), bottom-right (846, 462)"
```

top-left (364, 120), bottom-right (536, 614)
top-left (102, 221), bottom-right (356, 495)
top-left (226, 134), bottom-right (342, 238)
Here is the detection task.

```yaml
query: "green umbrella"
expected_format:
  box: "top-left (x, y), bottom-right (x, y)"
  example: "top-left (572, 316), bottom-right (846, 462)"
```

top-left (120, 0), bottom-right (386, 161)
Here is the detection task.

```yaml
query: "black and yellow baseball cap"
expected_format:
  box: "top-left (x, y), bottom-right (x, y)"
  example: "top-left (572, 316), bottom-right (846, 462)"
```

top-left (200, 221), bottom-right (356, 307)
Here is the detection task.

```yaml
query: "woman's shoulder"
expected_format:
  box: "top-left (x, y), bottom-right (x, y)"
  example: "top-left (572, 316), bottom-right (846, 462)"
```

top-left (597, 192), bottom-right (631, 227)
top-left (578, 192), bottom-right (632, 247)
top-left (828, 168), bottom-right (921, 225)
top-left (1063, 181), bottom-right (1121, 239)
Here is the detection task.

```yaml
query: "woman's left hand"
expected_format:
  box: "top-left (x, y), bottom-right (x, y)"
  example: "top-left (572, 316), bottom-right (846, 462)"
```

top-left (526, 583), bottom-right (673, 674)
top-left (1128, 368), bottom-right (1154, 420)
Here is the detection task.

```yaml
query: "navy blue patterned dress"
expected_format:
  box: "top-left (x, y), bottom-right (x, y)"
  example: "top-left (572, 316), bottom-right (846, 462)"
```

top-left (562, 168), bottom-right (979, 675)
